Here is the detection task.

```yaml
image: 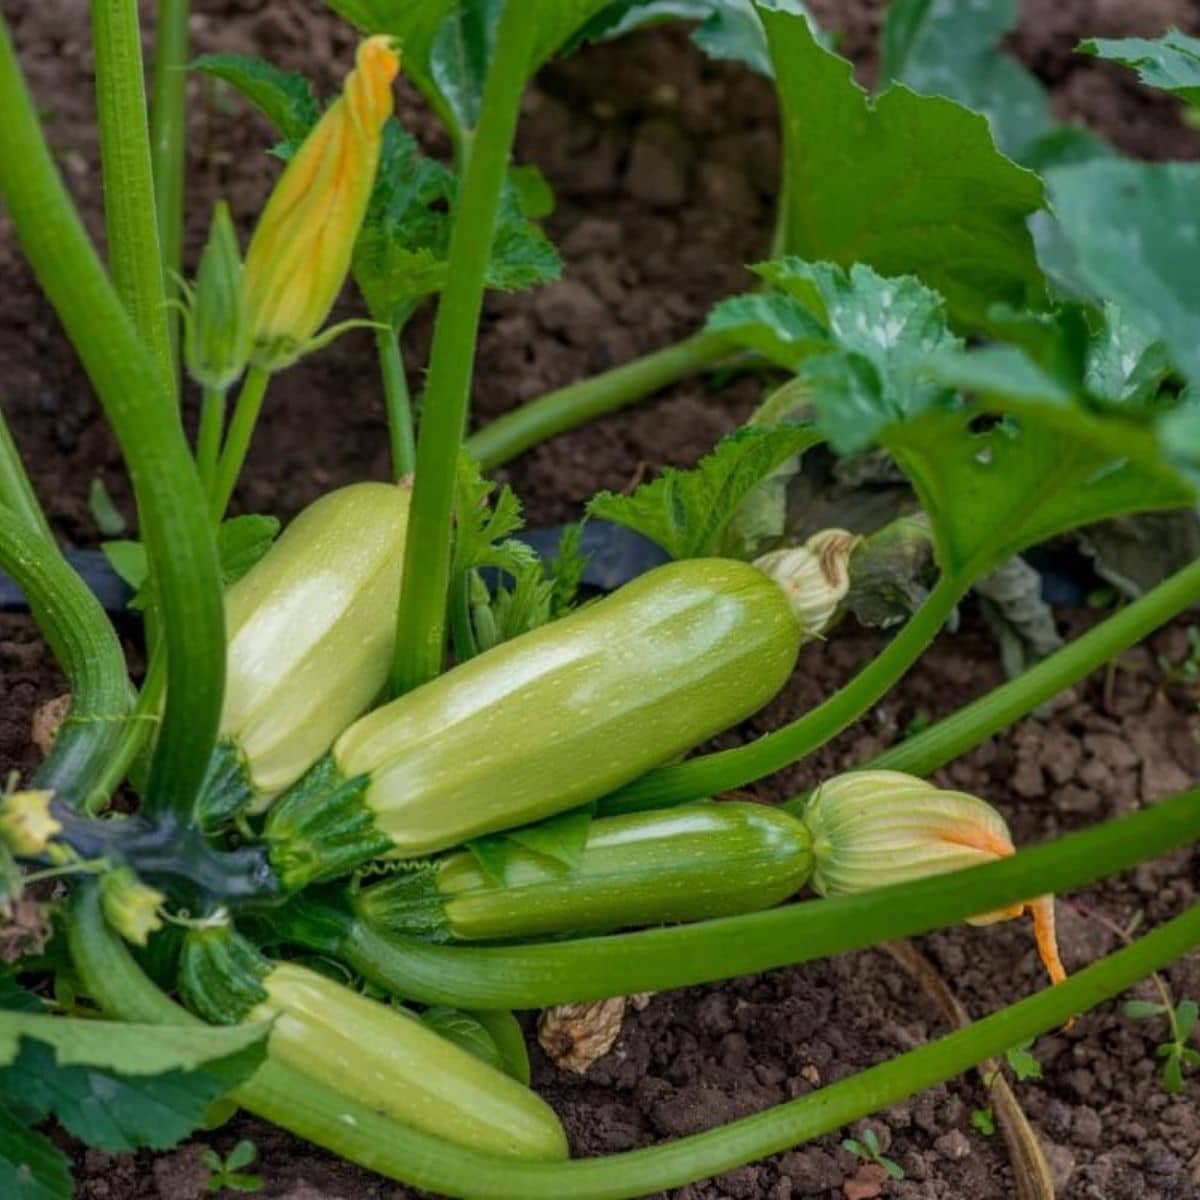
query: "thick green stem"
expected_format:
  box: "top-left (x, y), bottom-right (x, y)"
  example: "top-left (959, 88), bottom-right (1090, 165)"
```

top-left (464, 330), bottom-right (736, 472)
top-left (867, 557), bottom-right (1200, 780)
top-left (0, 508), bottom-right (129, 802)
top-left (602, 572), bottom-right (968, 815)
top-left (195, 386), bottom-right (226, 494)
top-left (70, 878), bottom-right (1200, 1200)
top-left (0, 18), bottom-right (225, 818)
top-left (149, 0), bottom-right (190, 369)
top-left (211, 366), bottom-right (270, 520)
top-left (91, 0), bottom-right (174, 396)
top-left (0, 405), bottom-right (53, 542)
top-left (303, 784), bottom-right (1200, 1010)
top-left (376, 323), bottom-right (416, 479)
top-left (390, 1), bottom-right (537, 696)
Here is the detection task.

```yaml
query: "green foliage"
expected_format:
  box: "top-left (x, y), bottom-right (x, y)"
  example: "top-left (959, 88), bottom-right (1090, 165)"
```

top-left (201, 1139), bottom-right (263, 1193)
top-left (841, 1128), bottom-right (904, 1179)
top-left (1046, 161), bottom-right (1200, 388)
top-left (760, 6), bottom-right (1045, 327)
top-left (102, 515), bottom-right (280, 611)
top-left (0, 979), bottom-right (266, 1200)
top-left (467, 804), bottom-right (596, 886)
top-left (1080, 28), bottom-right (1200, 105)
top-left (1003, 1039), bottom-right (1043, 1082)
top-left (420, 1006), bottom-right (506, 1071)
top-left (576, 0), bottom-right (820, 78)
top-left (191, 54), bottom-right (320, 143)
top-left (588, 424), bottom-right (821, 559)
top-left (88, 477), bottom-right (126, 537)
top-left (970, 1106), bottom-right (996, 1137)
top-left (1123, 996), bottom-right (1200, 1094)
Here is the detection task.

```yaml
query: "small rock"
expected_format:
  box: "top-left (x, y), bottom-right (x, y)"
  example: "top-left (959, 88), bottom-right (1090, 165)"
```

top-left (934, 1129), bottom-right (971, 1161)
top-left (777, 1147), bottom-right (843, 1195)
top-left (843, 1163), bottom-right (889, 1199)
top-left (1043, 1141), bottom-right (1077, 1191)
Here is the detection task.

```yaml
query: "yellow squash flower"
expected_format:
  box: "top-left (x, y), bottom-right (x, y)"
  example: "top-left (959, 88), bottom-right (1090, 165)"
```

top-left (243, 36), bottom-right (400, 370)
top-left (803, 770), bottom-right (1067, 987)
top-left (0, 789), bottom-right (60, 856)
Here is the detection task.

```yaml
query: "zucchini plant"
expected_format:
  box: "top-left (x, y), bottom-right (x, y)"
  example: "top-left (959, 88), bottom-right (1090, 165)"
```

top-left (1, 2), bottom-right (1199, 1198)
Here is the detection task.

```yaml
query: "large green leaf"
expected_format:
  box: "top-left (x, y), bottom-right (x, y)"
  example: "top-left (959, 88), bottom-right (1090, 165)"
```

top-left (886, 350), bottom-right (1195, 577)
top-left (881, 0), bottom-right (1050, 159)
top-left (1047, 161), bottom-right (1200, 386)
top-left (759, 5), bottom-right (1046, 328)
top-left (0, 1102), bottom-right (71, 1200)
top-left (1080, 28), bottom-right (1200, 105)
top-left (191, 55), bottom-right (320, 142)
top-left (0, 1013), bottom-right (267, 1073)
top-left (707, 259), bottom-right (961, 452)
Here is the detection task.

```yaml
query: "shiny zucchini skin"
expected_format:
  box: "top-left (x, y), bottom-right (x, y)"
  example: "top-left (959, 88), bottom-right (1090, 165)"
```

top-left (252, 964), bottom-right (568, 1162)
top-left (356, 801), bottom-right (814, 941)
top-left (341, 557), bottom-right (801, 858)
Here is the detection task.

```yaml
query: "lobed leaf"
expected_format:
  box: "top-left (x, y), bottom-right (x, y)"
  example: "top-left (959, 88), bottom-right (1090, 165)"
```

top-left (191, 54), bottom-right (320, 143)
top-left (759, 5), bottom-right (1046, 327)
top-left (0, 1101), bottom-right (72, 1200)
top-left (588, 424), bottom-right (822, 559)
top-left (1080, 28), bottom-right (1200, 105)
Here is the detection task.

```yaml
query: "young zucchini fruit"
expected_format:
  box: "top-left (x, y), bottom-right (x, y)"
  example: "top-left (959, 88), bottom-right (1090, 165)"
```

top-left (354, 802), bottom-right (814, 942)
top-left (198, 481), bottom-right (410, 826)
top-left (179, 927), bottom-right (568, 1161)
top-left (264, 557), bottom-right (803, 890)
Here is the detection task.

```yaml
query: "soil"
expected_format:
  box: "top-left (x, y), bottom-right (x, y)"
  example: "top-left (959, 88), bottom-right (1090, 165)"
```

top-left (4, 1), bottom-right (1200, 1198)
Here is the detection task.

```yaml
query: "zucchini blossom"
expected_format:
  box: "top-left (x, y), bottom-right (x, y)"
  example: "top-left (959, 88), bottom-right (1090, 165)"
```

top-left (755, 528), bottom-right (859, 638)
top-left (243, 36), bottom-right (399, 370)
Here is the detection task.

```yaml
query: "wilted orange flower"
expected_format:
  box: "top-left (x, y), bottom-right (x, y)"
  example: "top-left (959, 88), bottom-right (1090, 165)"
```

top-left (243, 36), bottom-right (399, 370)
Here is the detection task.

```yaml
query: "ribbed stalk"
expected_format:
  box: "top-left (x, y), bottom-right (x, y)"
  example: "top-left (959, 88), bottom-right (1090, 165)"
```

top-left (0, 509), bottom-right (129, 801)
top-left (0, 18), bottom-right (225, 818)
top-left (0, 405), bottom-right (54, 542)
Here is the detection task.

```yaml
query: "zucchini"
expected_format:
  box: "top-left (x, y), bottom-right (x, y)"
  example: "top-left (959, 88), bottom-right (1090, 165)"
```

top-left (355, 801), bottom-right (814, 941)
top-left (265, 557), bottom-right (802, 889)
top-left (179, 929), bottom-right (568, 1161)
top-left (198, 481), bottom-right (410, 825)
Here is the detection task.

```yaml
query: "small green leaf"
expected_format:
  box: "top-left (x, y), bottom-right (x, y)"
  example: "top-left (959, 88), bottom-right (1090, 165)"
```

top-left (225, 1140), bottom-right (259, 1172)
top-left (217, 515), bottom-right (281, 586)
top-left (588, 424), bottom-right (822, 559)
top-left (469, 1009), bottom-right (531, 1084)
top-left (971, 1106), bottom-right (996, 1137)
top-left (1080, 29), bottom-right (1200, 105)
top-left (705, 292), bottom-right (826, 368)
top-left (88, 477), bottom-right (126, 537)
top-left (191, 54), bottom-right (321, 143)
top-left (1004, 1041), bottom-right (1043, 1082)
top-left (100, 539), bottom-right (150, 607)
top-left (1162, 1048), bottom-right (1185, 1094)
top-left (1123, 999), bottom-right (1169, 1020)
top-left (1175, 998), bottom-right (1198, 1041)
top-left (465, 835), bottom-right (512, 887)
top-left (761, 5), bottom-right (1046, 327)
top-left (508, 164), bottom-right (555, 218)
top-left (505, 804), bottom-right (595, 871)
top-left (420, 1007), bottom-right (505, 1071)
top-left (0, 1101), bottom-right (73, 1200)
top-left (1085, 304), bottom-right (1175, 412)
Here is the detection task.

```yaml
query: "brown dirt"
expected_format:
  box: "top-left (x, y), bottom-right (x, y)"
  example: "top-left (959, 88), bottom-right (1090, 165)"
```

top-left (4, 1), bottom-right (1200, 1198)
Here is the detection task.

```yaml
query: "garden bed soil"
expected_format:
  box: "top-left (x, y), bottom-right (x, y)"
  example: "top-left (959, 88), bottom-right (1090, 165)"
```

top-left (4, 1), bottom-right (1200, 1197)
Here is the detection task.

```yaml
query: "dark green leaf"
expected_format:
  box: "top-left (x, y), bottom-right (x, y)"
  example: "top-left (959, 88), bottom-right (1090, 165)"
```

top-left (1086, 304), bottom-right (1175, 412)
top-left (420, 1007), bottom-right (505, 1071)
top-left (430, 0), bottom-right (503, 133)
top-left (101, 539), bottom-right (149, 601)
top-left (1080, 29), bottom-right (1200, 105)
top-left (761, 6), bottom-right (1046, 327)
top-left (0, 1036), bottom-right (265, 1154)
top-left (452, 454), bottom-right (535, 577)
top-left (1047, 161), bottom-right (1200, 387)
top-left (1162, 1049), bottom-right (1185, 1094)
top-left (884, 349), bottom-right (1194, 578)
top-left (508, 164), bottom-right (555, 218)
top-left (0, 1101), bottom-right (72, 1200)
top-left (704, 292), bottom-right (827, 368)
top-left (191, 54), bottom-right (320, 142)
top-left (588, 424), bottom-right (822, 559)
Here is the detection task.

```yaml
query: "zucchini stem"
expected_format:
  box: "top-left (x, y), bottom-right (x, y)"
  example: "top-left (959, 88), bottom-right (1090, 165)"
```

top-left (376, 319), bottom-right (416, 479)
top-left (211, 365), bottom-right (270, 520)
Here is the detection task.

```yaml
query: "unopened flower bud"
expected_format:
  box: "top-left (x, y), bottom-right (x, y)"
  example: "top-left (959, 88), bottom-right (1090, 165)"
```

top-left (754, 528), bottom-right (859, 637)
top-left (243, 36), bottom-right (399, 371)
top-left (100, 866), bottom-right (165, 947)
top-left (183, 201), bottom-right (251, 392)
top-left (0, 790), bottom-right (60, 856)
top-left (802, 770), bottom-right (1065, 986)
